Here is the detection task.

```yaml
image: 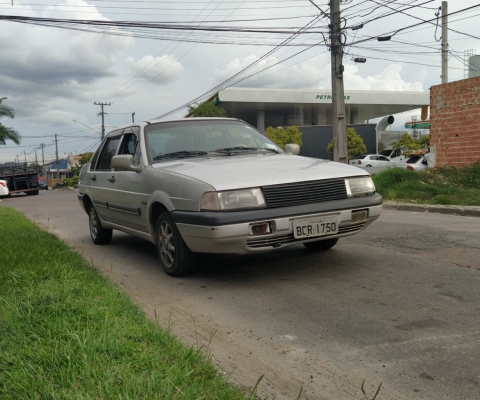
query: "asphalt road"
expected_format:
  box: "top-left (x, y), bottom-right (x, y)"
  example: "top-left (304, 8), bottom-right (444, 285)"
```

top-left (2, 189), bottom-right (480, 400)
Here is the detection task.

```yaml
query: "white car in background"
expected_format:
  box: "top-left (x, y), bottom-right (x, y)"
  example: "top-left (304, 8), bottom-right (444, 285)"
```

top-left (396, 155), bottom-right (428, 171)
top-left (0, 180), bottom-right (10, 197)
top-left (349, 154), bottom-right (398, 168)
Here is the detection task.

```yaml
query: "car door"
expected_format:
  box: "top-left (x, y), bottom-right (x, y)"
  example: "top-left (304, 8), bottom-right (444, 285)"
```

top-left (365, 156), bottom-right (377, 167)
top-left (107, 127), bottom-right (149, 232)
top-left (377, 155), bottom-right (392, 166)
top-left (89, 131), bottom-right (123, 223)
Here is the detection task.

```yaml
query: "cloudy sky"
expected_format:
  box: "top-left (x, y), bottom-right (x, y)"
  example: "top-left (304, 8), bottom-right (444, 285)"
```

top-left (1, 0), bottom-right (479, 163)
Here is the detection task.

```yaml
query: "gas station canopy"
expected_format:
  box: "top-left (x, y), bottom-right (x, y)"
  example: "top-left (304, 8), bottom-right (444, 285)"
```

top-left (214, 87), bottom-right (430, 131)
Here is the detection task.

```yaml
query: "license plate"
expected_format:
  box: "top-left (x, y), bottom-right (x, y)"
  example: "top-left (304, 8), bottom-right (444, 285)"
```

top-left (293, 215), bottom-right (339, 239)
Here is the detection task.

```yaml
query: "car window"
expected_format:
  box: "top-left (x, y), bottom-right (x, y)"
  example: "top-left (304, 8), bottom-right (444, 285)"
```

top-left (96, 135), bottom-right (122, 170)
top-left (378, 156), bottom-right (389, 161)
top-left (355, 155), bottom-right (366, 160)
top-left (145, 120), bottom-right (281, 162)
top-left (89, 146), bottom-right (102, 171)
top-left (406, 156), bottom-right (422, 164)
top-left (118, 127), bottom-right (142, 165)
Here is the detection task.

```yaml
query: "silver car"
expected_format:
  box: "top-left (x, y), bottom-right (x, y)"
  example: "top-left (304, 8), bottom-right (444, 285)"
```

top-left (78, 118), bottom-right (382, 276)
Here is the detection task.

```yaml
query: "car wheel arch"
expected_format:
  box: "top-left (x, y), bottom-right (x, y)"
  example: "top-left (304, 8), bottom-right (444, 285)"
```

top-left (83, 194), bottom-right (94, 215)
top-left (150, 201), bottom-right (169, 234)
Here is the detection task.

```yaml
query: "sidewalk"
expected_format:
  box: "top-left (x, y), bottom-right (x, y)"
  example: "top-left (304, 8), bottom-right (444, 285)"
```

top-left (383, 201), bottom-right (480, 218)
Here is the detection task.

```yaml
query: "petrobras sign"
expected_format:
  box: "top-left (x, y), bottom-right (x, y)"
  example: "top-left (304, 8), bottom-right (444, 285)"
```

top-left (316, 94), bottom-right (351, 101)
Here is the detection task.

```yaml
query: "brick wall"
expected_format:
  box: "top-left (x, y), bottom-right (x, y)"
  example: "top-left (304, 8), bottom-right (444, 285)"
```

top-left (430, 76), bottom-right (480, 167)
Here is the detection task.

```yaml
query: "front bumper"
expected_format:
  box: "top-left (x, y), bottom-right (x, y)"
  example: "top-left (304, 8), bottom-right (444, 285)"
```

top-left (173, 194), bottom-right (382, 254)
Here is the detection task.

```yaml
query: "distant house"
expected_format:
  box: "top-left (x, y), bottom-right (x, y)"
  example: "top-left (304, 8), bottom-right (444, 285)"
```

top-left (45, 152), bottom-right (75, 186)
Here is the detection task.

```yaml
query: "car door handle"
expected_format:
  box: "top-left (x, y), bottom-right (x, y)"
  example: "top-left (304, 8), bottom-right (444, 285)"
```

top-left (108, 177), bottom-right (116, 183)
top-left (91, 175), bottom-right (97, 181)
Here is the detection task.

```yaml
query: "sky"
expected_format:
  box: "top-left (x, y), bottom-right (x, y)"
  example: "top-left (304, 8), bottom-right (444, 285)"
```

top-left (1, 0), bottom-right (479, 163)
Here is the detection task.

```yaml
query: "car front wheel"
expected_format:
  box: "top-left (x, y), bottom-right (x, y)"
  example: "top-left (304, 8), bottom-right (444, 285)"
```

top-left (89, 205), bottom-right (112, 245)
top-left (156, 211), bottom-right (196, 277)
top-left (303, 238), bottom-right (338, 251)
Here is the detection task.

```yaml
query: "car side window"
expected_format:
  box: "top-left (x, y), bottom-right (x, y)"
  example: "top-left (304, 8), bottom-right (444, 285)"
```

top-left (89, 147), bottom-right (102, 171)
top-left (118, 127), bottom-right (141, 165)
top-left (379, 156), bottom-right (389, 162)
top-left (96, 135), bottom-right (122, 170)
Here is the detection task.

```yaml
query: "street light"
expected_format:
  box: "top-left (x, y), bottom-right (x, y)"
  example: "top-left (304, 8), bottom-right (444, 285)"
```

top-left (72, 120), bottom-right (101, 135)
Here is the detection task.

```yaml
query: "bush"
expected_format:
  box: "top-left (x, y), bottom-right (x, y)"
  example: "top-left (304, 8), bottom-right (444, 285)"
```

top-left (64, 176), bottom-right (78, 187)
top-left (326, 127), bottom-right (367, 160)
top-left (265, 125), bottom-right (302, 149)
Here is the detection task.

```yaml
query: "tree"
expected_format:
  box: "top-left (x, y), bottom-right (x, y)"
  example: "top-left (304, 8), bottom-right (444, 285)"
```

top-left (392, 133), bottom-right (420, 153)
top-left (326, 127), bottom-right (366, 160)
top-left (188, 101), bottom-right (228, 117)
top-left (71, 152), bottom-right (94, 176)
top-left (265, 125), bottom-right (302, 149)
top-left (417, 134), bottom-right (430, 150)
top-left (0, 97), bottom-right (21, 145)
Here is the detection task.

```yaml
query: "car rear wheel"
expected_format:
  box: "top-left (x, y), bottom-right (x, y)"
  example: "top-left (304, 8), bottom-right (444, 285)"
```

top-left (156, 211), bottom-right (196, 277)
top-left (89, 205), bottom-right (112, 245)
top-left (303, 238), bottom-right (338, 251)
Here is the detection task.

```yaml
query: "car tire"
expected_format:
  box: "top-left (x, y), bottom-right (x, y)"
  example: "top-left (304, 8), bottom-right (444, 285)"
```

top-left (89, 205), bottom-right (113, 245)
top-left (156, 210), bottom-right (196, 277)
top-left (303, 238), bottom-right (338, 251)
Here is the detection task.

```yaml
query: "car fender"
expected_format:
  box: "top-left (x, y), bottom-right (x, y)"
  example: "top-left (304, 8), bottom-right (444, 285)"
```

top-left (148, 190), bottom-right (177, 212)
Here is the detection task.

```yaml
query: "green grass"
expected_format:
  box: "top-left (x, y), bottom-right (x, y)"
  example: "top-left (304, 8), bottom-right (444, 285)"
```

top-left (372, 163), bottom-right (480, 206)
top-left (0, 207), bottom-right (258, 400)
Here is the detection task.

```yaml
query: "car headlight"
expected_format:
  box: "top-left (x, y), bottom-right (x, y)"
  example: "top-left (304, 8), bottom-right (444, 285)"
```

top-left (345, 176), bottom-right (376, 197)
top-left (201, 188), bottom-right (266, 210)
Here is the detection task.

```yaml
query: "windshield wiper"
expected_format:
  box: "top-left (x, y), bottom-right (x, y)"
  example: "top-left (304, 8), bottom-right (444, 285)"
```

top-left (153, 151), bottom-right (208, 161)
top-left (214, 146), bottom-right (280, 155)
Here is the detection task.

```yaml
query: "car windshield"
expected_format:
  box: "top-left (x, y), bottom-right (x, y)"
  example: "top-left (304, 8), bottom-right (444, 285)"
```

top-left (355, 155), bottom-right (366, 159)
top-left (145, 119), bottom-right (282, 162)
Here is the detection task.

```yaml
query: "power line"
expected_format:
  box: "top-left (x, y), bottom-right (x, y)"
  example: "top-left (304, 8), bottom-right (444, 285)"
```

top-left (150, 14), bottom-right (323, 120)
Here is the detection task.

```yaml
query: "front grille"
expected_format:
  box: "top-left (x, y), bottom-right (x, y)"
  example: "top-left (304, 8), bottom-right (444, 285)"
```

top-left (262, 178), bottom-right (347, 208)
top-left (246, 223), bottom-right (365, 248)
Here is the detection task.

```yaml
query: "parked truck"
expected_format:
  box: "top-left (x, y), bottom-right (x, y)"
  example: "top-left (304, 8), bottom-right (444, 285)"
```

top-left (0, 162), bottom-right (41, 196)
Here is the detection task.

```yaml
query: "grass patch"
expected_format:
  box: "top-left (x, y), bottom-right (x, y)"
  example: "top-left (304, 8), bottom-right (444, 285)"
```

top-left (0, 207), bottom-right (258, 400)
top-left (373, 163), bottom-right (480, 206)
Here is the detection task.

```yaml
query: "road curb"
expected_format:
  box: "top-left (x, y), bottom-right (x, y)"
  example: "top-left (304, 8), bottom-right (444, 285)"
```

top-left (383, 202), bottom-right (480, 218)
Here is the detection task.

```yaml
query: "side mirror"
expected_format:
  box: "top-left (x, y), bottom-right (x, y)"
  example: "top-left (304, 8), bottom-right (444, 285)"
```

top-left (111, 155), bottom-right (142, 172)
top-left (285, 143), bottom-right (300, 155)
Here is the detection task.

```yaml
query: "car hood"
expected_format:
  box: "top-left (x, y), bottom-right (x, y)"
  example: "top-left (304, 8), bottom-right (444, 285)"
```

top-left (152, 154), bottom-right (368, 191)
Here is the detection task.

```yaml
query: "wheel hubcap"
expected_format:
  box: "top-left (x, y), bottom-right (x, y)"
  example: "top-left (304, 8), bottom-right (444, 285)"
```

top-left (158, 220), bottom-right (175, 269)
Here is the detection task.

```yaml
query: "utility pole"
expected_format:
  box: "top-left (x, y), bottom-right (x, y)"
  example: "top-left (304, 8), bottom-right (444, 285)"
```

top-left (35, 149), bottom-right (38, 165)
top-left (40, 143), bottom-right (45, 178)
top-left (132, 112), bottom-right (135, 123)
top-left (330, 0), bottom-right (348, 164)
top-left (441, 1), bottom-right (448, 84)
top-left (94, 101), bottom-right (111, 140)
top-left (24, 150), bottom-right (27, 164)
top-left (55, 134), bottom-right (60, 184)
